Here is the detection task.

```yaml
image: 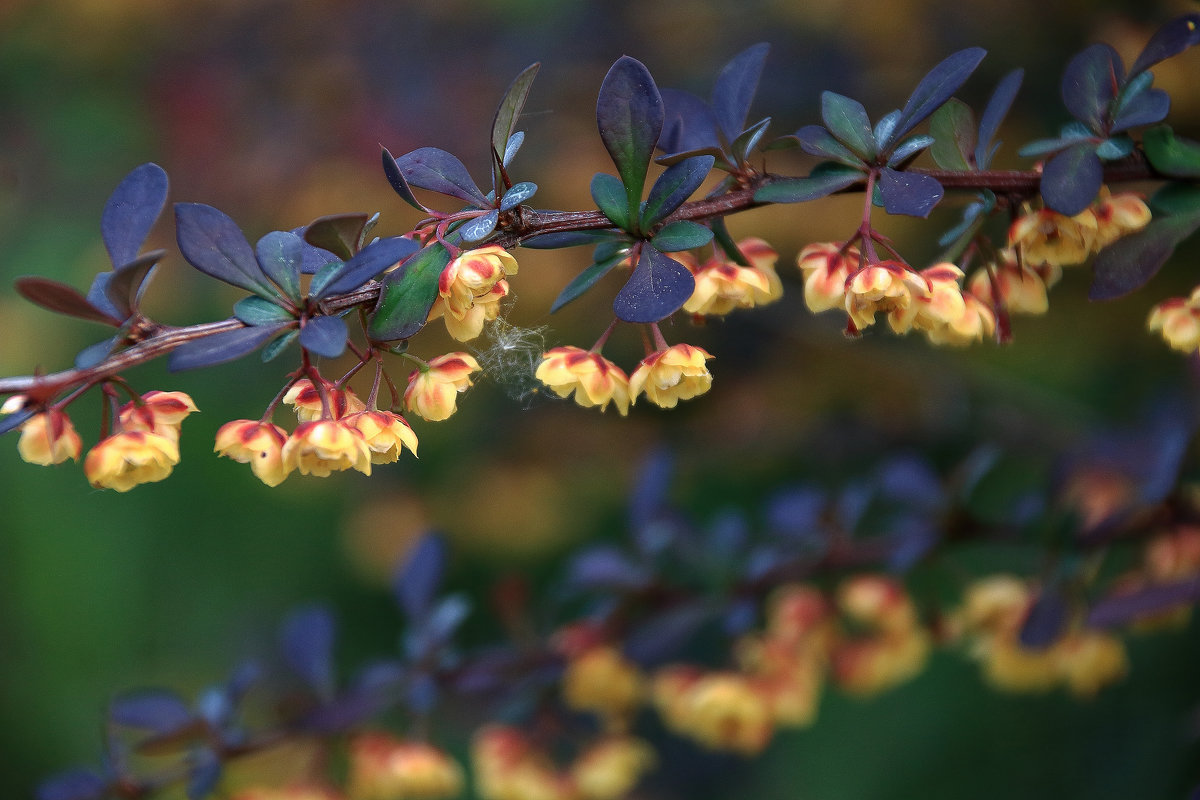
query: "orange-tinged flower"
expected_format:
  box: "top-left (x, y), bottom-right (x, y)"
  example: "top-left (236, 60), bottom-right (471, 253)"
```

top-left (84, 430), bottom-right (180, 491)
top-left (844, 260), bottom-right (928, 331)
top-left (535, 347), bottom-right (630, 416)
top-left (569, 736), bottom-right (656, 800)
top-left (967, 252), bottom-right (1052, 315)
top-left (404, 353), bottom-right (481, 422)
top-left (282, 420), bottom-right (372, 477)
top-left (472, 726), bottom-right (576, 800)
top-left (682, 238), bottom-right (782, 316)
top-left (652, 667), bottom-right (774, 754)
top-left (734, 635), bottom-right (824, 728)
top-left (1144, 526), bottom-right (1200, 582)
top-left (1092, 189), bottom-right (1151, 249)
top-left (119, 390), bottom-right (199, 440)
top-left (628, 343), bottom-right (713, 409)
top-left (230, 785), bottom-right (345, 800)
top-left (796, 242), bottom-right (860, 313)
top-left (561, 644), bottom-right (645, 723)
top-left (348, 732), bottom-right (464, 800)
top-left (1147, 295), bottom-right (1200, 353)
top-left (924, 291), bottom-right (996, 346)
top-left (1055, 630), bottom-right (1127, 697)
top-left (17, 409), bottom-right (82, 465)
top-left (1008, 205), bottom-right (1098, 267)
top-left (977, 636), bottom-right (1061, 693)
top-left (837, 574), bottom-right (920, 634)
top-left (432, 246), bottom-right (518, 342)
top-left (344, 410), bottom-right (419, 463)
top-left (893, 263), bottom-right (966, 335)
top-left (283, 379), bottom-right (365, 421)
top-left (213, 419), bottom-right (292, 486)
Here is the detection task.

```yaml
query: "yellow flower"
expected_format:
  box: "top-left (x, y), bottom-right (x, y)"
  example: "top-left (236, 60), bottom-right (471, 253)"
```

top-left (1008, 205), bottom-right (1098, 267)
top-left (1147, 295), bottom-right (1200, 353)
top-left (283, 378), bottom-right (365, 421)
top-left (561, 644), bottom-right (645, 724)
top-left (431, 245), bottom-right (518, 342)
top-left (1055, 631), bottom-right (1127, 697)
top-left (682, 238), bottom-right (782, 316)
top-left (17, 409), bottom-right (82, 465)
top-left (213, 419), bottom-right (292, 487)
top-left (84, 430), bottom-right (180, 491)
top-left (832, 630), bottom-right (931, 696)
top-left (967, 251), bottom-right (1052, 316)
top-left (348, 732), bottom-right (465, 800)
top-left (628, 343), bottom-right (713, 409)
top-left (282, 420), bottom-right (372, 477)
top-left (472, 726), bottom-right (575, 800)
top-left (668, 670), bottom-right (774, 755)
top-left (344, 410), bottom-right (419, 463)
top-left (535, 346), bottom-right (631, 416)
top-left (230, 785), bottom-right (345, 800)
top-left (119, 390), bottom-right (199, 440)
top-left (404, 353), bottom-right (481, 422)
top-left (924, 292), bottom-right (996, 346)
top-left (837, 574), bottom-right (920, 634)
top-left (734, 635), bottom-right (824, 728)
top-left (892, 263), bottom-right (966, 335)
top-left (1092, 189), bottom-right (1151, 249)
top-left (569, 736), bottom-right (656, 800)
top-left (796, 241), bottom-right (860, 313)
top-left (843, 260), bottom-right (927, 332)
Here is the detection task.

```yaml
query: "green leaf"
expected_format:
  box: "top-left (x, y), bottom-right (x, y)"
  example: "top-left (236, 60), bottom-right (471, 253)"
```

top-left (754, 162), bottom-right (864, 203)
top-left (368, 243), bottom-right (451, 341)
top-left (821, 92), bottom-right (877, 160)
top-left (651, 220), bottom-right (713, 252)
top-left (233, 296), bottom-right (296, 326)
top-left (303, 213), bottom-right (372, 261)
top-left (262, 329), bottom-right (298, 362)
top-left (491, 63), bottom-right (540, 190)
top-left (596, 56), bottom-right (664, 224)
top-left (591, 173), bottom-right (631, 231)
top-left (641, 155), bottom-right (714, 230)
top-left (929, 98), bottom-right (976, 170)
top-left (550, 250), bottom-right (628, 313)
top-left (1143, 125), bottom-right (1200, 179)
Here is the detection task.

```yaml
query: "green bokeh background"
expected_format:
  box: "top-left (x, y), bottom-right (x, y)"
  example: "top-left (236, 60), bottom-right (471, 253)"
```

top-left (1, 1), bottom-right (1199, 797)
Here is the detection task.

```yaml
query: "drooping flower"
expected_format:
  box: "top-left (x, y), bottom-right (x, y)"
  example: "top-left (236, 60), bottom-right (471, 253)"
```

top-left (283, 378), bottom-right (365, 421)
top-left (796, 241), bottom-right (860, 313)
top-left (561, 643), bottom-right (645, 724)
top-left (430, 245), bottom-right (519, 342)
top-left (230, 785), bottom-right (345, 800)
top-left (682, 237), bottom-right (782, 316)
top-left (213, 419), bottom-right (292, 486)
top-left (1091, 188), bottom-right (1151, 249)
top-left (404, 353), bottom-right (481, 422)
top-left (924, 291), bottom-right (997, 346)
top-left (1147, 292), bottom-right (1200, 353)
top-left (569, 736), bottom-right (656, 800)
top-left (84, 430), bottom-right (180, 491)
top-left (892, 263), bottom-right (966, 335)
top-left (119, 390), bottom-right (199, 440)
top-left (652, 667), bottom-right (774, 755)
top-left (472, 725), bottom-right (576, 800)
top-left (628, 343), bottom-right (713, 409)
top-left (843, 260), bottom-right (928, 332)
top-left (17, 409), bottom-right (82, 465)
top-left (348, 732), bottom-right (465, 800)
top-left (282, 420), bottom-right (372, 477)
top-left (967, 251), bottom-right (1053, 315)
top-left (535, 347), bottom-right (631, 416)
top-left (1008, 205), bottom-right (1099, 267)
top-left (344, 410), bottom-right (419, 463)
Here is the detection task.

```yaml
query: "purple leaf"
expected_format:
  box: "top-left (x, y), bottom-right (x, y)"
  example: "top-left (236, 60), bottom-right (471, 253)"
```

top-left (74, 335), bottom-right (120, 369)
top-left (1018, 588), bottom-right (1069, 650)
top-left (794, 124), bottom-right (864, 166)
top-left (1090, 213), bottom-right (1200, 299)
top-left (821, 92), bottom-right (877, 160)
top-left (624, 604), bottom-right (711, 666)
top-left (100, 250), bottom-right (164, 318)
top-left (298, 315), bottom-right (348, 359)
top-left (168, 323), bottom-right (287, 371)
top-left (392, 533), bottom-right (447, 619)
top-left (395, 147), bottom-right (488, 206)
top-left (641, 155), bottom-right (714, 229)
top-left (186, 749), bottom-right (221, 800)
top-left (303, 213), bottom-right (372, 261)
top-left (312, 236), bottom-right (417, 300)
top-left (1129, 13), bottom-right (1200, 77)
top-left (1061, 43), bottom-right (1123, 132)
top-left (597, 56), bottom-right (664, 221)
top-left (755, 162), bottom-right (864, 203)
top-left (567, 546), bottom-right (651, 591)
top-left (612, 245), bottom-right (694, 323)
top-left (102, 162), bottom-right (168, 268)
top-left (659, 88), bottom-right (720, 156)
top-left (460, 209), bottom-right (499, 243)
top-left (886, 47), bottom-right (987, 148)
top-left (766, 485), bottom-right (825, 537)
top-left (1040, 144), bottom-right (1103, 215)
top-left (711, 42), bottom-right (769, 143)
top-left (255, 231), bottom-right (303, 301)
top-left (36, 769), bottom-right (108, 800)
top-left (16, 277), bottom-right (121, 325)
top-left (1087, 577), bottom-right (1200, 628)
top-left (549, 250), bottom-right (625, 313)
top-left (175, 203), bottom-right (275, 296)
top-left (0, 407), bottom-right (34, 435)
top-left (280, 605), bottom-right (336, 698)
top-left (367, 243), bottom-right (450, 341)
top-left (976, 69), bottom-right (1023, 168)
top-left (1110, 88), bottom-right (1170, 134)
top-left (878, 167), bottom-right (944, 217)
top-left (233, 296), bottom-right (294, 326)
top-left (109, 689), bottom-right (194, 733)
top-left (500, 182), bottom-right (538, 211)
top-left (381, 147), bottom-right (427, 211)
top-left (491, 62), bottom-right (540, 190)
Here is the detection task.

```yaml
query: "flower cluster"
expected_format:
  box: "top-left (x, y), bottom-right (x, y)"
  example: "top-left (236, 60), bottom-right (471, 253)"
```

top-left (347, 732), bottom-right (465, 800)
top-left (536, 342), bottom-right (713, 412)
top-left (1008, 189), bottom-right (1151, 269)
top-left (680, 237), bottom-right (783, 317)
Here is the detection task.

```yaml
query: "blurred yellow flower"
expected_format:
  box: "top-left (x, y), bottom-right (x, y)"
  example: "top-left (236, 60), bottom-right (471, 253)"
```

top-left (84, 430), bottom-right (179, 491)
top-left (17, 409), bottom-right (82, 465)
top-left (348, 732), bottom-right (464, 800)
